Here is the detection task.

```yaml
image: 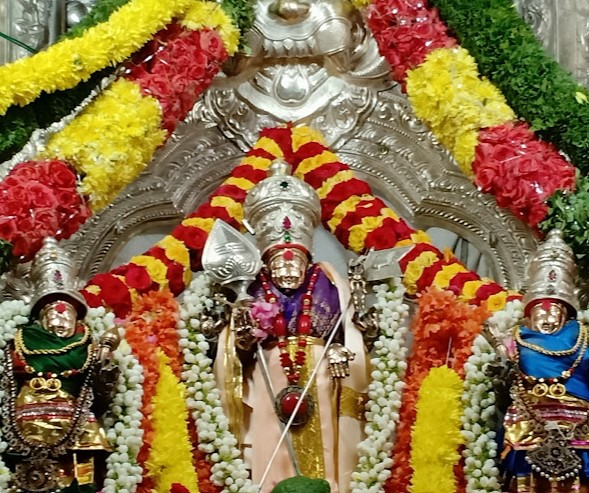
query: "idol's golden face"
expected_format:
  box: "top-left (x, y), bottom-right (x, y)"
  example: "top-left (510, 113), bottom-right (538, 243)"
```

top-left (266, 248), bottom-right (309, 290)
top-left (529, 301), bottom-right (567, 334)
top-left (40, 301), bottom-right (77, 338)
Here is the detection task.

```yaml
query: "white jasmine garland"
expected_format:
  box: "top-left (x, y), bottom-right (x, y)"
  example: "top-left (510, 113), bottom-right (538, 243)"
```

top-left (486, 300), bottom-right (523, 335)
top-left (86, 307), bottom-right (145, 493)
top-left (179, 273), bottom-right (258, 493)
top-left (180, 273), bottom-right (410, 493)
top-left (350, 278), bottom-right (409, 493)
top-left (461, 335), bottom-right (501, 493)
top-left (0, 299), bottom-right (30, 490)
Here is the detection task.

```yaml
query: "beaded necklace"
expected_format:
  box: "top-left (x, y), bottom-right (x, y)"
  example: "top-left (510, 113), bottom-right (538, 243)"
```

top-left (259, 264), bottom-right (320, 387)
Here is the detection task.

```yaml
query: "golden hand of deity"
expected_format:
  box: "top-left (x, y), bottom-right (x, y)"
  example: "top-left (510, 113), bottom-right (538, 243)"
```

top-left (233, 304), bottom-right (258, 352)
top-left (327, 343), bottom-right (355, 379)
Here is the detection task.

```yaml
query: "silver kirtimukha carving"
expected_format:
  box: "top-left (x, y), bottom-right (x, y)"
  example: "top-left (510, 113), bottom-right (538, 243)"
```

top-left (191, 0), bottom-right (391, 149)
top-left (521, 229), bottom-right (580, 316)
top-left (202, 220), bottom-right (262, 303)
top-left (243, 159), bottom-right (321, 256)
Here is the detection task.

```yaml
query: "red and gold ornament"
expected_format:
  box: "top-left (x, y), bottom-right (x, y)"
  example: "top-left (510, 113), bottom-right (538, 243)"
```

top-left (259, 263), bottom-right (321, 425)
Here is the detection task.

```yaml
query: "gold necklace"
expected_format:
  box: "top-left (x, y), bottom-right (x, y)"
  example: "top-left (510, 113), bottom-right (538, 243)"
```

top-left (514, 322), bottom-right (585, 357)
top-left (16, 342), bottom-right (95, 393)
top-left (517, 323), bottom-right (588, 398)
top-left (14, 325), bottom-right (90, 356)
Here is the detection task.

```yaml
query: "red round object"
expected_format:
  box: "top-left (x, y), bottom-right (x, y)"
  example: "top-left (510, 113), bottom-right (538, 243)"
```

top-left (280, 391), bottom-right (308, 417)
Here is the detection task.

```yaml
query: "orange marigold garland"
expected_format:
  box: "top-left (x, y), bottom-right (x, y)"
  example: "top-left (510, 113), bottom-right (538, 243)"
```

top-left (82, 124), bottom-right (519, 317)
top-left (386, 286), bottom-right (489, 493)
top-left (122, 289), bottom-right (201, 493)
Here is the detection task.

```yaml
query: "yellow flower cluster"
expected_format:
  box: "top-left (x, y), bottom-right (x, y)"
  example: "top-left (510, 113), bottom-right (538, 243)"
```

top-left (403, 251), bottom-right (440, 295)
top-left (180, 1), bottom-right (240, 55)
top-left (0, 0), bottom-right (193, 116)
top-left (406, 47), bottom-right (515, 176)
top-left (43, 79), bottom-right (166, 211)
top-left (410, 366), bottom-right (464, 493)
top-left (146, 350), bottom-right (199, 493)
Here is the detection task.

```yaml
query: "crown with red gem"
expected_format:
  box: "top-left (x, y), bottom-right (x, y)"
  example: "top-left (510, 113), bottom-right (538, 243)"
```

top-left (243, 159), bottom-right (321, 257)
top-left (522, 229), bottom-right (579, 317)
top-left (29, 237), bottom-right (88, 319)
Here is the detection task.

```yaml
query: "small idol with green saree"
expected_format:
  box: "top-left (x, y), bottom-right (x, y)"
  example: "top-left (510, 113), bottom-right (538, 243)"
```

top-left (1, 238), bottom-right (120, 493)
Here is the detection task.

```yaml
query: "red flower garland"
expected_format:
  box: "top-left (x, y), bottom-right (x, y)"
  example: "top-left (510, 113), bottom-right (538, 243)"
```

top-left (0, 21), bottom-right (230, 268)
top-left (0, 160), bottom-right (90, 258)
top-left (126, 25), bottom-right (227, 135)
top-left (367, 0), bottom-right (456, 85)
top-left (473, 122), bottom-right (575, 227)
top-left (83, 124), bottom-right (518, 317)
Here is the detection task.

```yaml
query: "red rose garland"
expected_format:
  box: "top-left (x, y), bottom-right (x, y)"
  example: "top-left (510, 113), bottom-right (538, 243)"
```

top-left (0, 20), bottom-right (230, 269)
top-left (125, 25), bottom-right (226, 135)
top-left (0, 160), bottom-right (90, 258)
top-left (472, 122), bottom-right (575, 227)
top-left (366, 0), bottom-right (456, 86)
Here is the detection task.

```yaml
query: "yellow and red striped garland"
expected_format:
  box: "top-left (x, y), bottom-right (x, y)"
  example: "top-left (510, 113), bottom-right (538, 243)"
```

top-left (83, 124), bottom-right (519, 317)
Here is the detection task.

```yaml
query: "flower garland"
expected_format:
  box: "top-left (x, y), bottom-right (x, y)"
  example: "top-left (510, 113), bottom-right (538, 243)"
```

top-left (0, 159), bottom-right (91, 261)
top-left (0, 1), bottom-right (241, 269)
top-left (359, 0), bottom-right (576, 230)
top-left (351, 279), bottom-right (409, 493)
top-left (83, 124), bottom-right (520, 318)
top-left (86, 307), bottom-right (146, 493)
top-left (410, 366), bottom-right (465, 493)
top-left (461, 335), bottom-right (501, 493)
top-left (0, 299), bottom-right (30, 491)
top-left (0, 0), bottom-right (194, 116)
top-left (147, 350), bottom-right (200, 493)
top-left (428, 0), bottom-right (589, 172)
top-left (122, 289), bottom-right (195, 493)
top-left (387, 286), bottom-right (489, 493)
top-left (0, 0), bottom-right (255, 165)
top-left (0, 73), bottom-right (113, 180)
top-left (178, 272), bottom-right (255, 493)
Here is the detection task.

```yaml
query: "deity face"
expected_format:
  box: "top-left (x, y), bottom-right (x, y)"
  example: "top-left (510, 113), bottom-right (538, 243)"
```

top-left (40, 301), bottom-right (78, 338)
top-left (266, 247), bottom-right (309, 290)
top-left (528, 301), bottom-right (568, 334)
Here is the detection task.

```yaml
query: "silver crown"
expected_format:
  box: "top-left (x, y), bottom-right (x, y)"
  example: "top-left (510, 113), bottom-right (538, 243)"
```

top-left (29, 237), bottom-right (88, 319)
top-left (243, 159), bottom-right (321, 256)
top-left (522, 229), bottom-right (579, 317)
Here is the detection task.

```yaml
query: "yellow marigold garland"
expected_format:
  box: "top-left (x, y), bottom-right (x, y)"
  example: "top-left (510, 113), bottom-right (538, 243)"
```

top-left (180, 1), bottom-right (240, 55)
top-left (410, 365), bottom-right (465, 493)
top-left (406, 47), bottom-right (515, 175)
top-left (145, 350), bottom-right (199, 493)
top-left (42, 79), bottom-right (166, 211)
top-left (0, 0), bottom-right (193, 116)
